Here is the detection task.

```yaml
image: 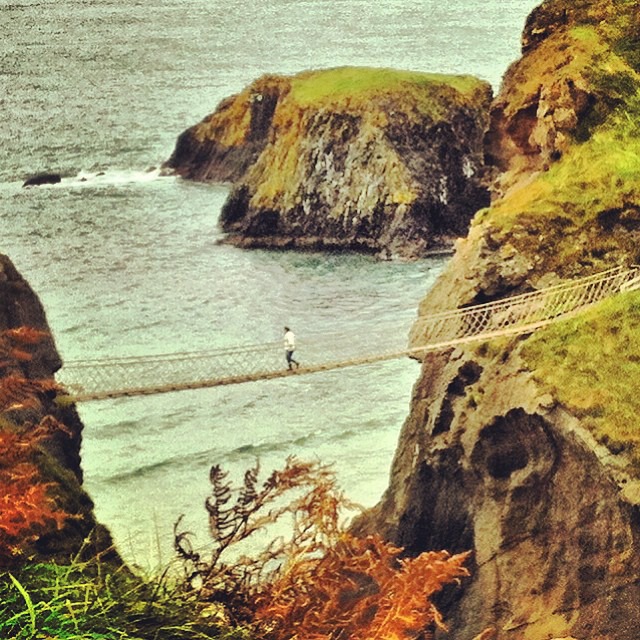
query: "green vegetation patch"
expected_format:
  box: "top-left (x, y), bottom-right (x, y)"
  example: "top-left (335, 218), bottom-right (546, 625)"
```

top-left (0, 562), bottom-right (251, 640)
top-left (493, 89), bottom-right (640, 224)
top-left (500, 27), bottom-right (608, 120)
top-left (521, 291), bottom-right (640, 468)
top-left (482, 81), bottom-right (640, 275)
top-left (288, 66), bottom-right (487, 116)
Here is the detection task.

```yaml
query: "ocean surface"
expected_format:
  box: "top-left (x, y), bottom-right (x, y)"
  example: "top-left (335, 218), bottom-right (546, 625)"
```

top-left (2, 0), bottom-right (540, 569)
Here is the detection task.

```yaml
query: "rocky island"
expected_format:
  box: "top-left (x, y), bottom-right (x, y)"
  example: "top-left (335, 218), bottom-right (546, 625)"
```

top-left (165, 67), bottom-right (493, 259)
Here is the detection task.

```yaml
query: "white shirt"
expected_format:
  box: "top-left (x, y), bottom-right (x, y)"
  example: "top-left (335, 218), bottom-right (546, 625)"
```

top-left (284, 330), bottom-right (295, 350)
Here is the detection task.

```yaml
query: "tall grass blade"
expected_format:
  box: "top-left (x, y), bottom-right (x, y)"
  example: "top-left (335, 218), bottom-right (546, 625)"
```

top-left (9, 573), bottom-right (37, 637)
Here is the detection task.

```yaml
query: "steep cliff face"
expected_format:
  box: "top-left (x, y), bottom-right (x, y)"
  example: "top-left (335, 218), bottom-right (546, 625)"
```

top-left (0, 254), bottom-right (115, 565)
top-left (486, 0), bottom-right (640, 201)
top-left (166, 75), bottom-right (284, 183)
top-left (356, 1), bottom-right (640, 638)
top-left (358, 331), bottom-right (640, 639)
top-left (166, 67), bottom-right (493, 259)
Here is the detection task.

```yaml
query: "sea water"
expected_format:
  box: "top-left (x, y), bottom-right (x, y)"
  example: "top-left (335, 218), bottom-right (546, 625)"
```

top-left (2, 0), bottom-right (540, 568)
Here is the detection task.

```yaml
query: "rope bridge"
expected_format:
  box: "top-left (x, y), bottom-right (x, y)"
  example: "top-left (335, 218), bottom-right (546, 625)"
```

top-left (58, 266), bottom-right (640, 402)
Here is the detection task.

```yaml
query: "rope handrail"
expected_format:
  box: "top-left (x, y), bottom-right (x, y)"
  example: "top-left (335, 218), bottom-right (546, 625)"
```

top-left (57, 265), bottom-right (640, 402)
top-left (61, 341), bottom-right (284, 367)
top-left (414, 265), bottom-right (628, 321)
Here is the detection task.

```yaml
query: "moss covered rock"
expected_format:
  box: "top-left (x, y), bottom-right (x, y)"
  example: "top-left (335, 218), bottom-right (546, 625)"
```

top-left (165, 67), bottom-right (493, 259)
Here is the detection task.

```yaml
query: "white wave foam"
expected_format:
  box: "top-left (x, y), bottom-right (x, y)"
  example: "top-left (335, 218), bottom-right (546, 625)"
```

top-left (2, 168), bottom-right (176, 191)
top-left (64, 167), bottom-right (173, 187)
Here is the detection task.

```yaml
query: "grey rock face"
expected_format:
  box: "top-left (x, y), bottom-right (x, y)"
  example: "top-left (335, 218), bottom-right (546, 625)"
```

top-left (165, 71), bottom-right (493, 259)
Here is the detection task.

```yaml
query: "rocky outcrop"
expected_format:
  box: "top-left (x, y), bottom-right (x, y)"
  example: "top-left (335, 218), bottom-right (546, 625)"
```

top-left (0, 254), bottom-right (116, 565)
top-left (165, 77), bottom-right (283, 183)
top-left (165, 68), bottom-right (493, 259)
top-left (355, 1), bottom-right (640, 638)
top-left (485, 0), bottom-right (640, 200)
top-left (355, 339), bottom-right (640, 639)
top-left (22, 173), bottom-right (62, 187)
top-left (0, 256), bottom-right (62, 380)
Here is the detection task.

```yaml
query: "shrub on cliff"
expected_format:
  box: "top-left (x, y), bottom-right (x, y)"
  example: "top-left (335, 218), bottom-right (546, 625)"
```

top-left (0, 417), bottom-right (69, 566)
top-left (175, 457), bottom-right (471, 639)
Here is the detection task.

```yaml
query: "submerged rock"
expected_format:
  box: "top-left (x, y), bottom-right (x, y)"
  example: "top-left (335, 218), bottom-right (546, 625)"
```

top-left (165, 67), bottom-right (493, 259)
top-left (22, 172), bottom-right (62, 187)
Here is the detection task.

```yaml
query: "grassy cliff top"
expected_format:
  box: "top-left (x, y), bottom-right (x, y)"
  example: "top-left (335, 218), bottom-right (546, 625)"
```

top-left (524, 0), bottom-right (640, 68)
top-left (194, 66), bottom-right (490, 149)
top-left (286, 67), bottom-right (491, 123)
top-left (289, 66), bottom-right (488, 110)
top-left (498, 24), bottom-right (631, 118)
top-left (476, 24), bottom-right (640, 276)
top-left (522, 290), bottom-right (640, 469)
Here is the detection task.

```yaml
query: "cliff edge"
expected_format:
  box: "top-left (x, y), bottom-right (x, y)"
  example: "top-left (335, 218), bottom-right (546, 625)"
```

top-left (0, 254), bottom-right (115, 566)
top-left (165, 67), bottom-right (493, 259)
top-left (355, 1), bottom-right (640, 638)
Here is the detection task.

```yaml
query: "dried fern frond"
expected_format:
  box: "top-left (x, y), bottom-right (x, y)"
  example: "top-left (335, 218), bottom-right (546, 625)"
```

top-left (0, 423), bottom-right (71, 564)
top-left (175, 457), bottom-right (360, 604)
top-left (0, 327), bottom-right (49, 370)
top-left (360, 550), bottom-right (471, 640)
top-left (0, 326), bottom-right (71, 565)
top-left (0, 374), bottom-right (59, 412)
top-left (254, 535), bottom-right (470, 640)
top-left (179, 457), bottom-right (471, 639)
top-left (3, 327), bottom-right (49, 345)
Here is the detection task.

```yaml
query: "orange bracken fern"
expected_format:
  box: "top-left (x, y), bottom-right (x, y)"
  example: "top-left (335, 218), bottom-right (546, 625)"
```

top-left (177, 456), bottom-right (471, 639)
top-left (0, 327), bottom-right (69, 565)
top-left (253, 532), bottom-right (470, 640)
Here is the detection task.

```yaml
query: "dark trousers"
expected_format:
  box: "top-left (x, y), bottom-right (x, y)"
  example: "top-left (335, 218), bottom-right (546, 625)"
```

top-left (286, 350), bottom-right (298, 368)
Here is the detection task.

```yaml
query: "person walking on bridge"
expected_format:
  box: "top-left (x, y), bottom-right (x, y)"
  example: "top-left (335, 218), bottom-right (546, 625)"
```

top-left (284, 326), bottom-right (299, 370)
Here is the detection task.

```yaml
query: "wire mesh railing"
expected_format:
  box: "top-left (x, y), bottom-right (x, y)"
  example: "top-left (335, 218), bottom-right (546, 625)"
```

top-left (57, 266), bottom-right (640, 401)
top-left (410, 265), bottom-right (640, 349)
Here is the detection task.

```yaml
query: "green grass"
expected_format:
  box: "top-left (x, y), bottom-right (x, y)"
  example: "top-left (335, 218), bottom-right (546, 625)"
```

top-left (288, 66), bottom-right (487, 113)
top-left (0, 561), bottom-right (252, 640)
top-left (570, 25), bottom-right (601, 45)
top-left (521, 291), bottom-right (640, 468)
top-left (494, 99), bottom-right (640, 222)
top-left (482, 83), bottom-right (640, 274)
